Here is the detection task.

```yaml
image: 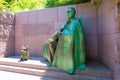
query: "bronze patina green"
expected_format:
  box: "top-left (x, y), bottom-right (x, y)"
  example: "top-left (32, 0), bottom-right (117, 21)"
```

top-left (42, 7), bottom-right (86, 74)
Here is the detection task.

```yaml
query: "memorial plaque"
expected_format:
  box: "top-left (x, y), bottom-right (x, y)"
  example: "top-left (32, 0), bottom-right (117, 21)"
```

top-left (23, 23), bottom-right (55, 35)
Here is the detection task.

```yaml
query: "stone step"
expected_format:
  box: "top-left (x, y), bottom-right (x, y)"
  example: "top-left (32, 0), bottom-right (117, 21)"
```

top-left (0, 56), bottom-right (113, 79)
top-left (0, 64), bottom-right (112, 80)
top-left (0, 70), bottom-right (59, 80)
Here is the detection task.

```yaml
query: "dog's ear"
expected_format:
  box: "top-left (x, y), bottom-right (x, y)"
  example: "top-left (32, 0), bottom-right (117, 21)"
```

top-left (21, 45), bottom-right (27, 50)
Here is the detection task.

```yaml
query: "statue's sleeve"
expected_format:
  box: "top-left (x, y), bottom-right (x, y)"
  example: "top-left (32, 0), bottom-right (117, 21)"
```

top-left (74, 17), bottom-right (86, 67)
top-left (50, 23), bottom-right (66, 41)
top-left (78, 17), bottom-right (82, 28)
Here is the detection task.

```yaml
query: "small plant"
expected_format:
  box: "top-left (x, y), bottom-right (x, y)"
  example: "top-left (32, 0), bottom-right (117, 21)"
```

top-left (91, 0), bottom-right (102, 9)
top-left (0, 0), bottom-right (90, 12)
top-left (45, 0), bottom-right (89, 8)
top-left (0, 5), bottom-right (3, 13)
top-left (8, 0), bottom-right (43, 12)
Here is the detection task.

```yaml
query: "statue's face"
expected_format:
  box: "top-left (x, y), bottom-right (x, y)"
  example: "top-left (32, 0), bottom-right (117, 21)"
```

top-left (66, 7), bottom-right (75, 19)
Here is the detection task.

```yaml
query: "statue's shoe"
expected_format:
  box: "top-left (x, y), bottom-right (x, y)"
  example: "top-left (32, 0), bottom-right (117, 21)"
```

top-left (76, 64), bottom-right (87, 70)
top-left (47, 62), bottom-right (52, 66)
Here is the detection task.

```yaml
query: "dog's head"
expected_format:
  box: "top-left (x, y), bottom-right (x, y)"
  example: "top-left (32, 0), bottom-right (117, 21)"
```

top-left (21, 45), bottom-right (28, 51)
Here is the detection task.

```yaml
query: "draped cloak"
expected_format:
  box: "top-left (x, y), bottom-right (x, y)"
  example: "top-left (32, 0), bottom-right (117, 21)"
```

top-left (42, 17), bottom-right (86, 74)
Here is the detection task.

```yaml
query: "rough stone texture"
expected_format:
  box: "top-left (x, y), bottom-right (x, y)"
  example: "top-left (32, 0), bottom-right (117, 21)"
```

top-left (116, 16), bottom-right (120, 32)
top-left (0, 11), bottom-right (15, 57)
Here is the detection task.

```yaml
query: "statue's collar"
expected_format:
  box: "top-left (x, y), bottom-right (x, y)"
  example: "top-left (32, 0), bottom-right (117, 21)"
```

top-left (65, 17), bottom-right (77, 25)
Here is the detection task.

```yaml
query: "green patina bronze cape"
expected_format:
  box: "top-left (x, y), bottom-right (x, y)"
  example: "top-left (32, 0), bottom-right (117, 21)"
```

top-left (42, 17), bottom-right (86, 74)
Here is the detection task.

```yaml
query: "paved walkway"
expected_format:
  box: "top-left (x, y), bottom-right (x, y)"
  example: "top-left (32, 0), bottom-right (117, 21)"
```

top-left (0, 70), bottom-right (59, 80)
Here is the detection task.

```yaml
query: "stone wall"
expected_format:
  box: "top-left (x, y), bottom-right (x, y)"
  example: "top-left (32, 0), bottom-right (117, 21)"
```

top-left (98, 0), bottom-right (117, 70)
top-left (98, 0), bottom-right (120, 80)
top-left (114, 0), bottom-right (120, 80)
top-left (15, 2), bottom-right (97, 60)
top-left (0, 11), bottom-right (15, 57)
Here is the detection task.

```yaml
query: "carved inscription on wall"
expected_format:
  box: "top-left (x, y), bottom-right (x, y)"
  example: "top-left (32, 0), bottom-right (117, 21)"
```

top-left (23, 23), bottom-right (55, 35)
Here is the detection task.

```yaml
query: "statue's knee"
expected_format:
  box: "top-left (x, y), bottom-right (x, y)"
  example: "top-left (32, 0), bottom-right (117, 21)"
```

top-left (48, 43), bottom-right (53, 47)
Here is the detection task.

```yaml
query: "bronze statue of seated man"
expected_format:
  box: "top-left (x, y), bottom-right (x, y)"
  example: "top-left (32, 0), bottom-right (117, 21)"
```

top-left (42, 7), bottom-right (86, 74)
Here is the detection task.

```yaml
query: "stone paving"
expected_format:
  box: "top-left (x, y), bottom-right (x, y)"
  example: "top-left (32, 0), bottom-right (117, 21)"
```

top-left (0, 70), bottom-right (59, 80)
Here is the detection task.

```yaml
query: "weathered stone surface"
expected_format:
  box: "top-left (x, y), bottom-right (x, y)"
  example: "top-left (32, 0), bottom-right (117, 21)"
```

top-left (0, 12), bottom-right (15, 57)
top-left (116, 16), bottom-right (120, 32)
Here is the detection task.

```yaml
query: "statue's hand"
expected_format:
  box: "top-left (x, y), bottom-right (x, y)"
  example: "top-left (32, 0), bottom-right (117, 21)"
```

top-left (47, 38), bottom-right (53, 43)
top-left (54, 30), bottom-right (61, 36)
top-left (56, 30), bottom-right (61, 36)
top-left (21, 50), bottom-right (25, 52)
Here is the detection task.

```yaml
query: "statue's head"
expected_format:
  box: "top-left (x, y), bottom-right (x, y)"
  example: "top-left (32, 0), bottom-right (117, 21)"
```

top-left (66, 7), bottom-right (76, 19)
